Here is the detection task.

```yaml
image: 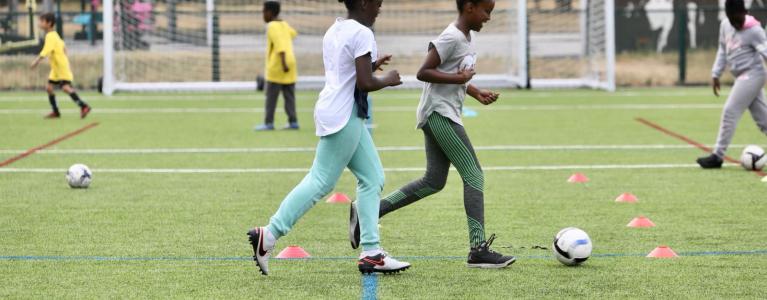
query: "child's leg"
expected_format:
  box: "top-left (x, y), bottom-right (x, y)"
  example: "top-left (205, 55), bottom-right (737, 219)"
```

top-left (747, 80), bottom-right (767, 136)
top-left (426, 113), bottom-right (486, 248)
top-left (347, 117), bottom-right (385, 251)
top-left (713, 73), bottom-right (765, 157)
top-left (46, 82), bottom-right (59, 114)
top-left (282, 83), bottom-right (298, 124)
top-left (62, 83), bottom-right (88, 108)
top-left (266, 115), bottom-right (363, 239)
top-left (379, 126), bottom-right (450, 217)
top-left (263, 82), bottom-right (280, 125)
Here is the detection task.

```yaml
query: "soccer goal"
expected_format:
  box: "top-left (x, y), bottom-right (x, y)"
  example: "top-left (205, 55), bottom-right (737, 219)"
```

top-left (101, 0), bottom-right (615, 94)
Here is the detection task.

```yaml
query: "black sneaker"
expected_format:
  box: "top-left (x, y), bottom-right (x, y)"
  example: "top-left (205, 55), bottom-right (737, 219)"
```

top-left (349, 201), bottom-right (361, 249)
top-left (697, 154), bottom-right (723, 169)
top-left (358, 250), bottom-right (411, 274)
top-left (467, 234), bottom-right (516, 269)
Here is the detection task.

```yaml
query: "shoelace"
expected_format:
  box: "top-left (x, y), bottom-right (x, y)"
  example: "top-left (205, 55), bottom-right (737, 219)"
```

top-left (482, 234), bottom-right (498, 254)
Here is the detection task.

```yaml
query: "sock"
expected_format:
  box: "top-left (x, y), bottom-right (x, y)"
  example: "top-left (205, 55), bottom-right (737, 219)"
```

top-left (263, 227), bottom-right (277, 250)
top-left (361, 248), bottom-right (383, 257)
top-left (69, 92), bottom-right (87, 108)
top-left (48, 95), bottom-right (59, 114)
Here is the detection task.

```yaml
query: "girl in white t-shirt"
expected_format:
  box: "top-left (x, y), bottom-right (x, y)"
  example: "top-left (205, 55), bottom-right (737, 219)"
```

top-left (247, 0), bottom-right (411, 275)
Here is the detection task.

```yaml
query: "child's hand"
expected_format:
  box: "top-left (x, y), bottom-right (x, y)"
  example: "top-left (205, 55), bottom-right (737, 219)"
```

top-left (474, 90), bottom-right (499, 105)
top-left (457, 67), bottom-right (476, 84)
top-left (375, 54), bottom-right (392, 71)
top-left (384, 70), bottom-right (403, 87)
top-left (712, 77), bottom-right (721, 97)
top-left (30, 60), bottom-right (38, 69)
top-left (283, 66), bottom-right (290, 73)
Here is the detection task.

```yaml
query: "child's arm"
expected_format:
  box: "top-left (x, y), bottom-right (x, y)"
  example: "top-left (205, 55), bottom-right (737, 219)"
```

top-left (355, 53), bottom-right (401, 92)
top-left (31, 34), bottom-right (54, 69)
top-left (711, 26), bottom-right (726, 97)
top-left (279, 52), bottom-right (289, 73)
top-left (467, 84), bottom-right (499, 105)
top-left (416, 47), bottom-right (474, 84)
top-left (30, 56), bottom-right (44, 69)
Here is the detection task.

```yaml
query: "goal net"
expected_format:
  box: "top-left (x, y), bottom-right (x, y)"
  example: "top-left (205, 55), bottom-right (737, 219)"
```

top-left (101, 0), bottom-right (614, 94)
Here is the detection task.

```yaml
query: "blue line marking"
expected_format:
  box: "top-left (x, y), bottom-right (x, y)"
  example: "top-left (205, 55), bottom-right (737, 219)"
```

top-left (1, 249), bottom-right (766, 263)
top-left (361, 274), bottom-right (378, 300)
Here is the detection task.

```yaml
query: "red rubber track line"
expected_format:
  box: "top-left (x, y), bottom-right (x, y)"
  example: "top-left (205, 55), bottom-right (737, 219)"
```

top-left (0, 122), bottom-right (100, 168)
top-left (635, 118), bottom-right (766, 177)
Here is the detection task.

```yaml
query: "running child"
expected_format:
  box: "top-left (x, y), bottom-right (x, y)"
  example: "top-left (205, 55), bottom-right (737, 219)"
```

top-left (30, 13), bottom-right (91, 119)
top-left (255, 1), bottom-right (300, 131)
top-left (349, 0), bottom-right (517, 269)
top-left (698, 0), bottom-right (767, 168)
top-left (248, 0), bottom-right (411, 275)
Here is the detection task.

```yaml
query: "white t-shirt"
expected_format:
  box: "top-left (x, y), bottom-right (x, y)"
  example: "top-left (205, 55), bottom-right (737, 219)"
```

top-left (314, 18), bottom-right (377, 136)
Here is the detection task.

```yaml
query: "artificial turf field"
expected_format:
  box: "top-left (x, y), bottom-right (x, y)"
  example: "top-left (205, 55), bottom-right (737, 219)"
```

top-left (1, 88), bottom-right (766, 299)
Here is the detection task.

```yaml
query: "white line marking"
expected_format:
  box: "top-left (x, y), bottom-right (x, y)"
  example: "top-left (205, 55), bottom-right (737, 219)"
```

top-left (0, 104), bottom-right (723, 115)
top-left (0, 144), bottom-right (747, 155)
top-left (0, 90), bottom-right (722, 102)
top-left (0, 164), bottom-right (735, 174)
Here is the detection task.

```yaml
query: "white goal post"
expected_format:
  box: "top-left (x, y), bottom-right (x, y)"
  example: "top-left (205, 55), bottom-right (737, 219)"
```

top-left (101, 0), bottom-right (614, 95)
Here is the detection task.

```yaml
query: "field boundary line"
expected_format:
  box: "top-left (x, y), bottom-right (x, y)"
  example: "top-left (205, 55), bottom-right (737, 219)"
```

top-left (0, 144), bottom-right (754, 155)
top-left (0, 104), bottom-right (724, 115)
top-left (1, 249), bottom-right (766, 262)
top-left (0, 163), bottom-right (739, 174)
top-left (635, 118), bottom-right (766, 177)
top-left (0, 123), bottom-right (100, 168)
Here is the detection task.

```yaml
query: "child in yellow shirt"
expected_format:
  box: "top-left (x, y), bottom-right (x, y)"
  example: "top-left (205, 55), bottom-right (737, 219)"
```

top-left (255, 1), bottom-right (299, 131)
top-left (30, 13), bottom-right (91, 119)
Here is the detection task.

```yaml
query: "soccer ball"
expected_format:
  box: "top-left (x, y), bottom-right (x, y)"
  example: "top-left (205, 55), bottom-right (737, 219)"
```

top-left (66, 164), bottom-right (92, 188)
top-left (459, 53), bottom-right (477, 72)
top-left (740, 145), bottom-right (767, 171)
top-left (552, 227), bottom-right (592, 266)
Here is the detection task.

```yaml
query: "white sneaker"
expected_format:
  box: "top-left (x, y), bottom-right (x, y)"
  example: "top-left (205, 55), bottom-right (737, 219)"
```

top-left (247, 227), bottom-right (274, 275)
top-left (358, 250), bottom-right (411, 274)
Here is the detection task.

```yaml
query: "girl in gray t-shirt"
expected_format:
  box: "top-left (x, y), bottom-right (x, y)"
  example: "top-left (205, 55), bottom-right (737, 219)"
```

top-left (698, 0), bottom-right (767, 168)
top-left (349, 0), bottom-right (517, 269)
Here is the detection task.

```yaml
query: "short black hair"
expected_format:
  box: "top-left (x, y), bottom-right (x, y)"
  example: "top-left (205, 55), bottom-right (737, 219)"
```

top-left (40, 12), bottom-right (56, 25)
top-left (264, 1), bottom-right (280, 16)
top-left (456, 0), bottom-right (486, 12)
top-left (725, 0), bottom-right (747, 14)
top-left (338, 0), bottom-right (358, 11)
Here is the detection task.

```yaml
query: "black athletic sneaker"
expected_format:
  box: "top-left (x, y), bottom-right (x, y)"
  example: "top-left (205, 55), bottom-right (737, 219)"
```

top-left (467, 234), bottom-right (516, 269)
top-left (349, 201), bottom-right (361, 249)
top-left (358, 250), bottom-right (411, 274)
top-left (697, 154), bottom-right (723, 169)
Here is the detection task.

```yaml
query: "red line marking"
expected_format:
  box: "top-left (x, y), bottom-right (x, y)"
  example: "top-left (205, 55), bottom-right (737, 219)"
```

top-left (0, 122), bottom-right (100, 168)
top-left (636, 118), bottom-right (766, 177)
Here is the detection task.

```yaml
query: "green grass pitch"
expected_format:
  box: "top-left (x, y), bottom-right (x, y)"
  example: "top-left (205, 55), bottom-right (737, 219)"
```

top-left (1, 88), bottom-right (766, 298)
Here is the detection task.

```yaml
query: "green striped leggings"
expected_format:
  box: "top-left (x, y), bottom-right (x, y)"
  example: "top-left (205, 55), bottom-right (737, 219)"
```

top-left (380, 112), bottom-right (486, 248)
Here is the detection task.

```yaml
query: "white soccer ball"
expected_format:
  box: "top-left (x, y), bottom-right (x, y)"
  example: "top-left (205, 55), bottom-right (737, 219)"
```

top-left (67, 164), bottom-right (92, 188)
top-left (553, 227), bottom-right (592, 266)
top-left (740, 145), bottom-right (767, 171)
top-left (459, 53), bottom-right (477, 72)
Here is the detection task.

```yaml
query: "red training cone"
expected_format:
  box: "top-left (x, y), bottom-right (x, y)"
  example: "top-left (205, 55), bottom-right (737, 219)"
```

top-left (275, 245), bottom-right (311, 258)
top-left (615, 192), bottom-right (638, 203)
top-left (567, 173), bottom-right (590, 183)
top-left (326, 192), bottom-right (351, 204)
top-left (646, 246), bottom-right (678, 258)
top-left (627, 216), bottom-right (656, 228)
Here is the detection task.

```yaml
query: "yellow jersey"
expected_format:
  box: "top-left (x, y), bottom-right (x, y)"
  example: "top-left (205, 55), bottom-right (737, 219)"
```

top-left (265, 20), bottom-right (297, 84)
top-left (39, 31), bottom-right (73, 81)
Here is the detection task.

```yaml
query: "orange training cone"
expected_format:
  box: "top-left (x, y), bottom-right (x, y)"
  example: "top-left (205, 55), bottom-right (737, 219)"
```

top-left (646, 246), bottom-right (678, 258)
top-left (326, 192), bottom-right (351, 204)
top-left (627, 216), bottom-right (656, 228)
top-left (275, 246), bottom-right (311, 259)
top-left (568, 173), bottom-right (590, 183)
top-left (615, 192), bottom-right (638, 203)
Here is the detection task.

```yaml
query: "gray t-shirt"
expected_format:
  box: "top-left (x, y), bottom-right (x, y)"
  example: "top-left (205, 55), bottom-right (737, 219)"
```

top-left (416, 23), bottom-right (475, 129)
